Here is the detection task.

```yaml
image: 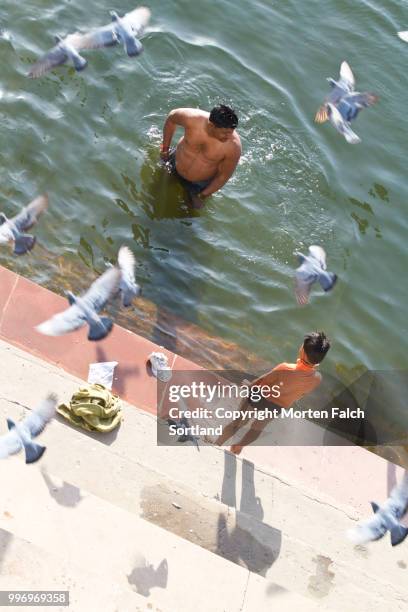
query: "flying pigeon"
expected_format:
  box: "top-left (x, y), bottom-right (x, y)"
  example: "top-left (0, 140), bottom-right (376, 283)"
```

top-left (0, 393), bottom-right (57, 464)
top-left (36, 266), bottom-right (121, 341)
top-left (28, 7), bottom-right (151, 78)
top-left (294, 245), bottom-right (337, 305)
top-left (398, 31), bottom-right (408, 42)
top-left (347, 471), bottom-right (408, 546)
top-left (117, 246), bottom-right (141, 307)
top-left (0, 194), bottom-right (48, 255)
top-left (167, 417), bottom-right (200, 451)
top-left (315, 61), bottom-right (378, 143)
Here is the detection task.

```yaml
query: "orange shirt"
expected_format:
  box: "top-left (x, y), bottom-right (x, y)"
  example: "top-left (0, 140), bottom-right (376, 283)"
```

top-left (252, 359), bottom-right (321, 408)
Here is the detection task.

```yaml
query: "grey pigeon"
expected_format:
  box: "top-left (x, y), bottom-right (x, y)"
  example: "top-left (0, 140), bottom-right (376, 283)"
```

top-left (167, 417), bottom-right (200, 451)
top-left (0, 194), bottom-right (48, 255)
top-left (398, 31), bottom-right (408, 42)
top-left (315, 61), bottom-right (378, 144)
top-left (0, 393), bottom-right (57, 464)
top-left (117, 246), bottom-right (142, 307)
top-left (295, 245), bottom-right (337, 306)
top-left (347, 471), bottom-right (408, 547)
top-left (36, 266), bottom-right (121, 341)
top-left (28, 7), bottom-right (150, 78)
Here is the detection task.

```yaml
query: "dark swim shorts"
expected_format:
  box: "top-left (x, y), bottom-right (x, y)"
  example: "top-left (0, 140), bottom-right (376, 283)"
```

top-left (167, 149), bottom-right (213, 196)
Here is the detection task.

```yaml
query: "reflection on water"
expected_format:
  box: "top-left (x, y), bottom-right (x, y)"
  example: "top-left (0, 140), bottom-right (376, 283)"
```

top-left (369, 183), bottom-right (389, 202)
top-left (349, 194), bottom-right (382, 238)
top-left (139, 150), bottom-right (202, 221)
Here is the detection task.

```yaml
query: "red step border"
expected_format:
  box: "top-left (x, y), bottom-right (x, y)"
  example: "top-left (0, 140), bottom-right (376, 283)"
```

top-left (0, 264), bottom-right (203, 414)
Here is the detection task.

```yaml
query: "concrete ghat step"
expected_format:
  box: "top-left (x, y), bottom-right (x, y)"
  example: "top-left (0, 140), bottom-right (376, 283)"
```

top-left (0, 462), bottom-right (329, 612)
top-left (0, 527), bottom-right (159, 612)
top-left (1, 341), bottom-right (407, 611)
top-left (18, 411), bottom-right (406, 612)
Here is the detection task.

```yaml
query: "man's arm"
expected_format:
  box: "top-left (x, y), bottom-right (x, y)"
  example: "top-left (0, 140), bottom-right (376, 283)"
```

top-left (199, 145), bottom-right (241, 198)
top-left (161, 108), bottom-right (193, 159)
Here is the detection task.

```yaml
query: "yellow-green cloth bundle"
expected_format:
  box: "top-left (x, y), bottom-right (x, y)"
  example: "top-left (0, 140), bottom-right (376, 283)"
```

top-left (57, 383), bottom-right (123, 433)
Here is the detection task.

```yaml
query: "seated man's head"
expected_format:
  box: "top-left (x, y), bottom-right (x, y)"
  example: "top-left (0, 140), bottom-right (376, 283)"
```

top-left (301, 331), bottom-right (330, 365)
top-left (209, 105), bottom-right (238, 142)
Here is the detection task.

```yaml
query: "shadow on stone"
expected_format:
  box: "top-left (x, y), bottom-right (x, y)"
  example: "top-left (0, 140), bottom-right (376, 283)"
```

top-left (217, 453), bottom-right (281, 576)
top-left (127, 557), bottom-right (168, 597)
top-left (0, 528), bottom-right (13, 572)
top-left (41, 467), bottom-right (83, 508)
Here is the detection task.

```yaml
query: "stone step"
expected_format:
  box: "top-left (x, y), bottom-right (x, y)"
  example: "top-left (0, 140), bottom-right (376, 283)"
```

top-left (0, 525), bottom-right (164, 612)
top-left (0, 461), bottom-right (330, 612)
top-left (0, 400), bottom-right (405, 611)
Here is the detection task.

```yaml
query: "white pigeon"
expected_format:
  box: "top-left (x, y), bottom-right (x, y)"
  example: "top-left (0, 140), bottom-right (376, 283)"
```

top-left (397, 31), bottom-right (408, 42)
top-left (0, 194), bottom-right (48, 255)
top-left (294, 245), bottom-right (337, 305)
top-left (36, 267), bottom-right (121, 341)
top-left (315, 61), bottom-right (378, 143)
top-left (0, 393), bottom-right (57, 464)
top-left (28, 7), bottom-right (151, 78)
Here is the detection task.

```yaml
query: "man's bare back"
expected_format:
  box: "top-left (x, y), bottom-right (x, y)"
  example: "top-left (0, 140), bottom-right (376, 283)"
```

top-left (161, 105), bottom-right (241, 203)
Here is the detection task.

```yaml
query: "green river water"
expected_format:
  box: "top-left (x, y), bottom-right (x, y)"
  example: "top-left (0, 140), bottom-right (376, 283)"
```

top-left (0, 0), bottom-right (407, 387)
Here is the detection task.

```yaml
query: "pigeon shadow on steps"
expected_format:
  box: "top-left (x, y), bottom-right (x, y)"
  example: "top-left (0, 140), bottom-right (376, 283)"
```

top-left (127, 557), bottom-right (168, 597)
top-left (41, 467), bottom-right (83, 508)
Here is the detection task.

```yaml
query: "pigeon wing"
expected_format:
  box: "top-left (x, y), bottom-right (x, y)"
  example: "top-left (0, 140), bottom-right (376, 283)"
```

top-left (122, 7), bottom-right (151, 35)
top-left (338, 61), bottom-right (355, 92)
top-left (388, 473), bottom-right (408, 519)
top-left (36, 304), bottom-right (86, 336)
top-left (67, 27), bottom-right (118, 51)
top-left (347, 514), bottom-right (387, 544)
top-left (328, 104), bottom-right (361, 143)
top-left (308, 245), bottom-right (327, 269)
top-left (295, 265), bottom-right (316, 305)
top-left (20, 393), bottom-right (57, 438)
top-left (118, 245), bottom-right (136, 283)
top-left (82, 266), bottom-right (121, 312)
top-left (0, 221), bottom-right (13, 244)
top-left (315, 105), bottom-right (329, 123)
top-left (398, 31), bottom-right (408, 42)
top-left (0, 429), bottom-right (23, 459)
top-left (11, 194), bottom-right (48, 232)
top-left (28, 45), bottom-right (68, 78)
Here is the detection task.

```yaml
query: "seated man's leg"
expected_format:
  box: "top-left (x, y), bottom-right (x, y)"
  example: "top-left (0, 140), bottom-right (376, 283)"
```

top-left (231, 399), bottom-right (277, 454)
top-left (215, 400), bottom-right (251, 446)
top-left (231, 418), bottom-right (269, 454)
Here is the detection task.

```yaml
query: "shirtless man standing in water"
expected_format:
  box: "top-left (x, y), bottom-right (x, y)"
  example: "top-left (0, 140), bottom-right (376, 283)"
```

top-left (160, 105), bottom-right (242, 208)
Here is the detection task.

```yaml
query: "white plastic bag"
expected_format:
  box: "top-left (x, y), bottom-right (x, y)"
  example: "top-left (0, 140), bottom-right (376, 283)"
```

top-left (87, 361), bottom-right (118, 390)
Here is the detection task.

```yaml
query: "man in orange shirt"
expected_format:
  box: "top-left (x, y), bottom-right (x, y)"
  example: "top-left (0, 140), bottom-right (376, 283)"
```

top-left (215, 331), bottom-right (331, 454)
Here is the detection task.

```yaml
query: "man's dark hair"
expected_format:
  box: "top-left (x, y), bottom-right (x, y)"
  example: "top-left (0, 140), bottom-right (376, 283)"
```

top-left (209, 105), bottom-right (238, 129)
top-left (303, 331), bottom-right (331, 365)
